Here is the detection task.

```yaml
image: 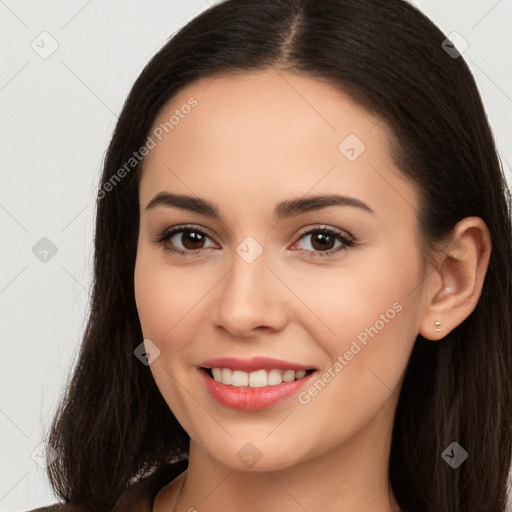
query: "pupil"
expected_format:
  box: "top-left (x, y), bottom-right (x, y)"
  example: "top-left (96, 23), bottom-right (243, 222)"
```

top-left (183, 230), bottom-right (204, 249)
top-left (312, 232), bottom-right (334, 251)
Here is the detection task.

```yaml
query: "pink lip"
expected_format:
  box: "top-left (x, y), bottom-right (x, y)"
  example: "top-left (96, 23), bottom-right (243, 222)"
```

top-left (198, 367), bottom-right (316, 411)
top-left (198, 356), bottom-right (314, 372)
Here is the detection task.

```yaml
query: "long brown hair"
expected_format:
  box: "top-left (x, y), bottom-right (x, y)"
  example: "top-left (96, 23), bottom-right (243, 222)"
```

top-left (47, 0), bottom-right (512, 510)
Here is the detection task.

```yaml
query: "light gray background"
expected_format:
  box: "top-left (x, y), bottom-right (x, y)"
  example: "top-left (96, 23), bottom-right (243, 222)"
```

top-left (1, 1), bottom-right (511, 510)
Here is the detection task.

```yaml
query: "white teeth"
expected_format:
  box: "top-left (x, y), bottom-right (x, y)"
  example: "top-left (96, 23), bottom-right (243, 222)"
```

top-left (208, 367), bottom-right (311, 387)
top-left (267, 369), bottom-right (283, 385)
top-left (248, 369), bottom-right (267, 387)
top-left (212, 368), bottom-right (222, 381)
top-left (282, 370), bottom-right (296, 382)
top-left (232, 370), bottom-right (249, 387)
top-left (221, 368), bottom-right (232, 385)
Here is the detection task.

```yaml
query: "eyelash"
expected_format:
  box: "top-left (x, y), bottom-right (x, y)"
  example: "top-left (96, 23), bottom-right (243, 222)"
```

top-left (153, 224), bottom-right (356, 259)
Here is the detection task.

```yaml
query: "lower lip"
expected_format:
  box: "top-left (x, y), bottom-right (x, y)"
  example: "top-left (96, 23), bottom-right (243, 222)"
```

top-left (199, 368), bottom-right (316, 411)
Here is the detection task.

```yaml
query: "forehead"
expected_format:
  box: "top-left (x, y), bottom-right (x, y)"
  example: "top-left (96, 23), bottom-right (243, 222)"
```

top-left (146, 68), bottom-right (385, 159)
top-left (139, 69), bottom-right (417, 221)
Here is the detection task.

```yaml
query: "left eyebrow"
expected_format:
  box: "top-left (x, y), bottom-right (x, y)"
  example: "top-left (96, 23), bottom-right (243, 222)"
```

top-left (274, 194), bottom-right (375, 219)
top-left (144, 192), bottom-right (375, 218)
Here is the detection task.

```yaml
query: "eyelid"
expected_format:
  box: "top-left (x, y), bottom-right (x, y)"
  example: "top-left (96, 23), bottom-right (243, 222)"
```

top-left (156, 223), bottom-right (214, 238)
top-left (293, 224), bottom-right (354, 243)
top-left (154, 223), bottom-right (355, 258)
top-left (153, 224), bottom-right (219, 247)
top-left (289, 224), bottom-right (355, 257)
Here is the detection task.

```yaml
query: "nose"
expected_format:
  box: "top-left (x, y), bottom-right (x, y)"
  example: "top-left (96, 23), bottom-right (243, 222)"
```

top-left (212, 247), bottom-right (288, 338)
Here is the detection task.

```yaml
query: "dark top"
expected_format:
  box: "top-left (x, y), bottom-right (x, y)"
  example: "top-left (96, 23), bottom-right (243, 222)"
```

top-left (27, 459), bottom-right (188, 512)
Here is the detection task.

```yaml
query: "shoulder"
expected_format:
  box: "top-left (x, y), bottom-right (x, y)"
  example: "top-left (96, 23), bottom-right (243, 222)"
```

top-left (26, 458), bottom-right (189, 512)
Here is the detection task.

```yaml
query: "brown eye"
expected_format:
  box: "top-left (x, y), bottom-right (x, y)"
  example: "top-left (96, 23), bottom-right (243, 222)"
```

top-left (155, 225), bottom-right (217, 255)
top-left (293, 226), bottom-right (355, 258)
top-left (309, 231), bottom-right (337, 251)
top-left (178, 229), bottom-right (206, 250)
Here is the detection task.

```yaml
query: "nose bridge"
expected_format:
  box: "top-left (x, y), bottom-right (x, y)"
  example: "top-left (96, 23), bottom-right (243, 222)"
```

top-left (222, 241), bottom-right (272, 310)
top-left (213, 237), bottom-right (287, 335)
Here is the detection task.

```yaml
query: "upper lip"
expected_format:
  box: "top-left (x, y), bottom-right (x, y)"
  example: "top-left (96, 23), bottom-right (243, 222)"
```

top-left (198, 356), bottom-right (315, 372)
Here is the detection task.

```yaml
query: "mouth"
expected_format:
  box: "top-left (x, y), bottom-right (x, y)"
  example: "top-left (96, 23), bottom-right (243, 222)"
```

top-left (198, 362), bottom-right (318, 411)
top-left (197, 356), bottom-right (318, 410)
top-left (200, 367), bottom-right (316, 387)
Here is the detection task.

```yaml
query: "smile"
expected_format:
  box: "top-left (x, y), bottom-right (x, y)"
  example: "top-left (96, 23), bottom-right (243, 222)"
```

top-left (198, 357), bottom-right (318, 411)
top-left (203, 367), bottom-right (315, 387)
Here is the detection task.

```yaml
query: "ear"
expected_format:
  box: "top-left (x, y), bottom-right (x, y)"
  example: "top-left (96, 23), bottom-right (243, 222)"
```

top-left (418, 216), bottom-right (491, 341)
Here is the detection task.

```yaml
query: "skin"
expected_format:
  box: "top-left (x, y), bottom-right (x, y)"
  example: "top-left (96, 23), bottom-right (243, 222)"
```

top-left (134, 69), bottom-right (491, 512)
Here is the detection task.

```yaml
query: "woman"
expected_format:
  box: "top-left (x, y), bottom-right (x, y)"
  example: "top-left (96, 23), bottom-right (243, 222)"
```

top-left (32, 0), bottom-right (512, 510)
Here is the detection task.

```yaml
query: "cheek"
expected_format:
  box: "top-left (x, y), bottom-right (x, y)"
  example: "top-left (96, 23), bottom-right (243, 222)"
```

top-left (283, 247), bottom-right (422, 358)
top-left (337, 251), bottom-right (422, 390)
top-left (134, 256), bottom-right (174, 339)
top-left (288, 254), bottom-right (422, 451)
top-left (134, 249), bottom-right (209, 341)
top-left (134, 249), bottom-right (202, 425)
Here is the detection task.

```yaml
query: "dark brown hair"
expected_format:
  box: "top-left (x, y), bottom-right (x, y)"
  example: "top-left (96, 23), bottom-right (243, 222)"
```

top-left (46, 0), bottom-right (512, 510)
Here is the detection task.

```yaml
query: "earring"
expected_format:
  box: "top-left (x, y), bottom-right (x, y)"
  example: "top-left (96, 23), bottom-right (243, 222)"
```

top-left (435, 321), bottom-right (441, 332)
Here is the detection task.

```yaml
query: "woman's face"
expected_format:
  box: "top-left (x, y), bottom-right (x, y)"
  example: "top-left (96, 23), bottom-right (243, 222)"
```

top-left (134, 69), bottom-right (429, 472)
